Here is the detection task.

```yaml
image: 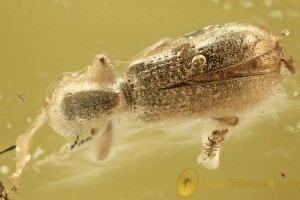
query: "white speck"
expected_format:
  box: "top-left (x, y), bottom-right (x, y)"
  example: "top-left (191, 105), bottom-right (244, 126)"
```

top-left (281, 29), bottom-right (290, 36)
top-left (0, 92), bottom-right (2, 100)
top-left (6, 123), bottom-right (12, 129)
top-left (27, 117), bottom-right (32, 123)
top-left (0, 166), bottom-right (9, 174)
top-left (25, 155), bottom-right (31, 162)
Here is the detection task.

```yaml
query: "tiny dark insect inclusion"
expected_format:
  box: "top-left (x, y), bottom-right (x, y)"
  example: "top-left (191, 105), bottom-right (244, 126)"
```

top-left (17, 94), bottom-right (25, 103)
top-left (9, 23), bottom-right (296, 184)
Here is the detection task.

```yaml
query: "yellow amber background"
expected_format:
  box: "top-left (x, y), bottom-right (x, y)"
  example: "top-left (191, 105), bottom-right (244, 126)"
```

top-left (0, 1), bottom-right (300, 200)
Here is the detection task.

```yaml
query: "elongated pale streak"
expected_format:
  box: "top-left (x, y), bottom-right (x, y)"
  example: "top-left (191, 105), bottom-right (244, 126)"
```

top-left (96, 120), bottom-right (113, 161)
top-left (12, 106), bottom-right (48, 186)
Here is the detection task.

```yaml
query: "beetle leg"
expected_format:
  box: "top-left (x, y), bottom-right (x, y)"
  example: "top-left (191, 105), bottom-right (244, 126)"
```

top-left (199, 117), bottom-right (238, 169)
top-left (213, 116), bottom-right (239, 126)
top-left (203, 129), bottom-right (228, 158)
top-left (96, 120), bottom-right (114, 161)
top-left (198, 125), bottom-right (231, 169)
top-left (281, 53), bottom-right (296, 74)
top-left (0, 145), bottom-right (16, 155)
top-left (70, 128), bottom-right (99, 150)
top-left (70, 135), bottom-right (79, 150)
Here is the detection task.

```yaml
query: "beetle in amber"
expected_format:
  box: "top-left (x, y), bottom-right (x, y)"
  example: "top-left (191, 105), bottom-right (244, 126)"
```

top-left (12, 23), bottom-right (295, 182)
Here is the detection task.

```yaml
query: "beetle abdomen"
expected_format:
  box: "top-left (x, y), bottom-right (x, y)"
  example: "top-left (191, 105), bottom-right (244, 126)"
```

top-left (126, 23), bottom-right (291, 122)
top-left (127, 23), bottom-right (278, 90)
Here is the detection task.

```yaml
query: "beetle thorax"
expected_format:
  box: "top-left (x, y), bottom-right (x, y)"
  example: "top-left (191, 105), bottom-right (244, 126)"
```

top-left (60, 90), bottom-right (120, 121)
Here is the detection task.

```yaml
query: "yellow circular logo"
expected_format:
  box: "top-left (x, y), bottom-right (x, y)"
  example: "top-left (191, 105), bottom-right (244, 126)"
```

top-left (176, 168), bottom-right (198, 197)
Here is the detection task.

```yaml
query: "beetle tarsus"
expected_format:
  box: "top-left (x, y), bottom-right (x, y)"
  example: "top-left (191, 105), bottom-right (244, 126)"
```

top-left (282, 54), bottom-right (296, 74)
top-left (198, 128), bottom-right (229, 169)
top-left (213, 117), bottom-right (239, 126)
top-left (70, 135), bottom-right (79, 150)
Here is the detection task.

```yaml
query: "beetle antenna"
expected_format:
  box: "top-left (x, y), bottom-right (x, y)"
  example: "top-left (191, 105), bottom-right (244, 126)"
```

top-left (0, 144), bottom-right (16, 155)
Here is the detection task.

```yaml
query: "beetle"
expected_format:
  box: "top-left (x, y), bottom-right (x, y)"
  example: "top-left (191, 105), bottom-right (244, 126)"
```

top-left (11, 23), bottom-right (295, 183)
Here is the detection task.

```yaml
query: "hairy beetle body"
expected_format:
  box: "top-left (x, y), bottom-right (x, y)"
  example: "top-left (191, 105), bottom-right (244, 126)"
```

top-left (11, 23), bottom-right (295, 183)
top-left (126, 23), bottom-right (293, 122)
